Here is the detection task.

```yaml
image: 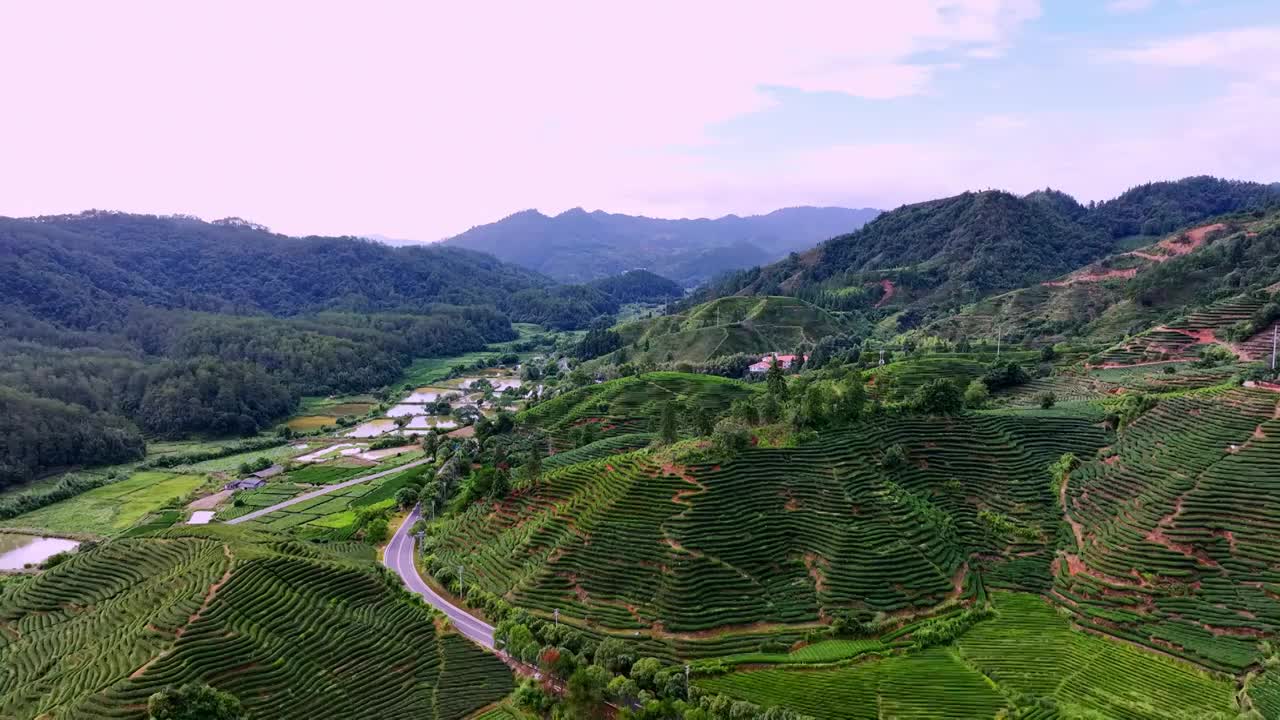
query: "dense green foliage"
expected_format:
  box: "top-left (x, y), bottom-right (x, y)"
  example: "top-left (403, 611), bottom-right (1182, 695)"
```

top-left (0, 212), bottom-right (548, 325)
top-left (587, 269), bottom-right (684, 304)
top-left (0, 386), bottom-right (146, 487)
top-left (1089, 176), bottom-right (1280, 239)
top-left (693, 177), bottom-right (1280, 321)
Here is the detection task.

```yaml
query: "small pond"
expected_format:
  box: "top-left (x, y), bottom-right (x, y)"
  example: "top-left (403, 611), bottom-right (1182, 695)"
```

top-left (188, 511), bottom-right (216, 525)
top-left (0, 533), bottom-right (80, 570)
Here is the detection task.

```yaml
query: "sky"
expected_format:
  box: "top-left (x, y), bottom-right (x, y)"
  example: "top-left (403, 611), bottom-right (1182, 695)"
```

top-left (1, 0), bottom-right (1278, 240)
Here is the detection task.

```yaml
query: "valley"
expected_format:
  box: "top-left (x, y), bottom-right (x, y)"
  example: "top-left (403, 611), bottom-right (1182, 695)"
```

top-left (4, 177), bottom-right (1280, 720)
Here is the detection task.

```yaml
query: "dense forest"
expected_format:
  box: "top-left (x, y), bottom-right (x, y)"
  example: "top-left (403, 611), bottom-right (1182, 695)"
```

top-left (0, 212), bottom-right (702, 486)
top-left (586, 270), bottom-right (683, 304)
top-left (690, 176), bottom-right (1280, 312)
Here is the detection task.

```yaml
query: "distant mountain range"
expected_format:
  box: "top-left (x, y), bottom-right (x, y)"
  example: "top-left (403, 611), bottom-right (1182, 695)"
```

top-left (435, 206), bottom-right (881, 286)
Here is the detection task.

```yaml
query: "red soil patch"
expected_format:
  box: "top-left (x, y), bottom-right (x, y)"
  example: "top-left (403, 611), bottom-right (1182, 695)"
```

top-left (1042, 267), bottom-right (1139, 287)
top-left (1125, 223), bottom-right (1224, 265)
top-left (873, 279), bottom-right (896, 308)
top-left (803, 553), bottom-right (827, 593)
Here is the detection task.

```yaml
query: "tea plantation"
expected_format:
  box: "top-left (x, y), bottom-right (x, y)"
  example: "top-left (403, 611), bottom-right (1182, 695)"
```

top-left (0, 527), bottom-right (511, 719)
top-left (429, 413), bottom-right (1107, 633)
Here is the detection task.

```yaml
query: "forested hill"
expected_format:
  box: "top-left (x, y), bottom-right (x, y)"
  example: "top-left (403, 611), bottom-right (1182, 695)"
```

top-left (693, 176), bottom-right (1280, 310)
top-left (0, 211), bottom-right (557, 487)
top-left (442, 206), bottom-right (881, 286)
top-left (0, 211), bottom-right (551, 328)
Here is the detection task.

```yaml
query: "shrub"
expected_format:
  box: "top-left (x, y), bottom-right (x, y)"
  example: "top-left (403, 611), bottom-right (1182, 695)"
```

top-left (1038, 391), bottom-right (1056, 409)
top-left (963, 379), bottom-right (990, 408)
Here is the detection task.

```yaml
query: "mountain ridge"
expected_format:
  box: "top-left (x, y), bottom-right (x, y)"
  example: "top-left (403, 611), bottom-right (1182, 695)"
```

top-left (441, 205), bottom-right (881, 286)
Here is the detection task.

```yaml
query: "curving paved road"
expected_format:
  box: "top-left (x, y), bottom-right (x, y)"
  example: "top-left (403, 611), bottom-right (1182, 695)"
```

top-left (384, 505), bottom-right (495, 648)
top-left (225, 457), bottom-right (433, 525)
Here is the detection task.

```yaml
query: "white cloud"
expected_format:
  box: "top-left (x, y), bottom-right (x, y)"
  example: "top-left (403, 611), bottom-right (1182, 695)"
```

top-left (0, 0), bottom-right (1042, 238)
top-left (1101, 26), bottom-right (1280, 69)
top-left (1105, 0), bottom-right (1156, 14)
top-left (975, 114), bottom-right (1029, 131)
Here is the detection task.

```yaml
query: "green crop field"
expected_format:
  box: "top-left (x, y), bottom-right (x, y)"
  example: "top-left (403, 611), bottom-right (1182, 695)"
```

top-left (0, 527), bottom-right (512, 719)
top-left (429, 413), bottom-right (1107, 634)
top-left (1056, 386), bottom-right (1280, 672)
top-left (699, 593), bottom-right (1236, 719)
top-left (611, 296), bottom-right (847, 364)
top-left (6, 471), bottom-right (207, 536)
top-left (235, 464), bottom-right (428, 539)
top-left (522, 372), bottom-right (759, 448)
top-left (867, 355), bottom-right (995, 399)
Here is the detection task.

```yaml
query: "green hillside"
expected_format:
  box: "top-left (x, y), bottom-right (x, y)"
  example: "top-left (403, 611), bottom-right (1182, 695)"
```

top-left (609, 296), bottom-right (848, 364)
top-left (0, 527), bottom-right (511, 719)
top-left (923, 209), bottom-right (1280, 349)
top-left (428, 413), bottom-right (1107, 634)
top-left (520, 371), bottom-right (759, 448)
top-left (692, 177), bottom-right (1280, 323)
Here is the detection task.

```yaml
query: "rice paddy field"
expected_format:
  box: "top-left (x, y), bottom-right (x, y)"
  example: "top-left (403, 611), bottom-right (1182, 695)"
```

top-left (5, 471), bottom-right (207, 536)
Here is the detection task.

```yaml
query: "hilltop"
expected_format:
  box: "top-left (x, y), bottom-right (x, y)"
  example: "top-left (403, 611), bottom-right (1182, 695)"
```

top-left (443, 206), bottom-right (880, 286)
top-left (607, 296), bottom-right (850, 366)
top-left (694, 177), bottom-right (1280, 317)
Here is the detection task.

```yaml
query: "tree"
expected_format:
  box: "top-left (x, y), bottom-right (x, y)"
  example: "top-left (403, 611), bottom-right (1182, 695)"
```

top-left (489, 468), bottom-right (511, 499)
top-left (911, 378), bottom-right (964, 415)
top-left (1038, 391), bottom-right (1057, 409)
top-left (363, 518), bottom-right (390, 544)
top-left (765, 357), bottom-right (788, 399)
top-left (757, 393), bottom-right (780, 424)
top-left (394, 486), bottom-right (419, 508)
top-left (659, 401), bottom-right (679, 444)
top-left (593, 637), bottom-right (635, 674)
top-left (963, 379), bottom-right (990, 409)
top-left (691, 407), bottom-right (714, 437)
top-left (148, 684), bottom-right (244, 720)
top-left (983, 360), bottom-right (1030, 390)
top-left (525, 447), bottom-right (543, 481)
top-left (565, 665), bottom-right (611, 718)
top-left (711, 418), bottom-right (752, 455)
top-left (833, 377), bottom-right (866, 423)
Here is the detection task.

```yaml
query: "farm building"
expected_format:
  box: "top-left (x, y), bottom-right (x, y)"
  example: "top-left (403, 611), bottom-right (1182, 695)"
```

top-left (747, 353), bottom-right (799, 374)
top-left (224, 477), bottom-right (267, 491)
top-left (251, 464), bottom-right (284, 480)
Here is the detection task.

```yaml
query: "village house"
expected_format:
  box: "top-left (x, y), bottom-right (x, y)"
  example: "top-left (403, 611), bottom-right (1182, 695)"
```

top-left (747, 353), bottom-right (798, 374)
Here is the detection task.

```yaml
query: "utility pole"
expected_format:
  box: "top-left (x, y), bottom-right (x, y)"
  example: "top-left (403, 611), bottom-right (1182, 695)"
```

top-left (458, 564), bottom-right (464, 597)
top-left (685, 664), bottom-right (691, 697)
top-left (554, 608), bottom-right (559, 627)
top-left (1272, 324), bottom-right (1277, 372)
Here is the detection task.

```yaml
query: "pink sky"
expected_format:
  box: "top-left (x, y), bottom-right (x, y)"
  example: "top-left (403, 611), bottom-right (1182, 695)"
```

top-left (1, 1), bottom-right (1276, 239)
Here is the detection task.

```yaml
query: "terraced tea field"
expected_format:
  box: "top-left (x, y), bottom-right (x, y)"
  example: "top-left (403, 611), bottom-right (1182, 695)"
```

top-left (868, 355), bottom-right (1004, 399)
top-left (1057, 386), bottom-right (1280, 672)
top-left (0, 528), bottom-right (511, 719)
top-left (698, 593), bottom-right (1236, 719)
top-left (5, 471), bottom-right (206, 536)
top-left (522, 372), bottom-right (758, 448)
top-left (1093, 296), bottom-right (1265, 366)
top-left (429, 414), bottom-right (1106, 635)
